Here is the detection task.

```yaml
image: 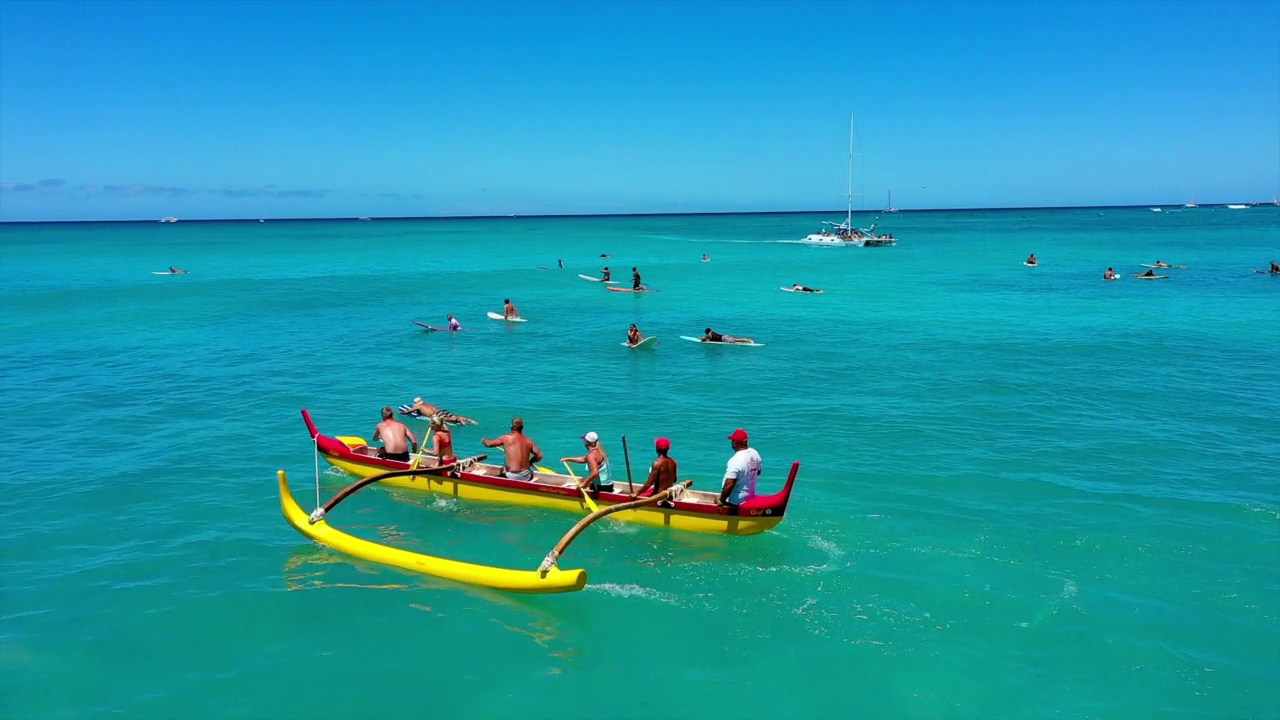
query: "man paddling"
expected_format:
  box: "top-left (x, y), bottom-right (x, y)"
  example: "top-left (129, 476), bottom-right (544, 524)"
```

top-left (401, 397), bottom-right (477, 426)
top-left (372, 406), bottom-right (417, 462)
top-left (791, 283), bottom-right (820, 293)
top-left (701, 327), bottom-right (756, 344)
top-left (631, 266), bottom-right (644, 290)
top-left (718, 428), bottom-right (760, 511)
top-left (481, 417), bottom-right (544, 480)
top-left (633, 436), bottom-right (677, 507)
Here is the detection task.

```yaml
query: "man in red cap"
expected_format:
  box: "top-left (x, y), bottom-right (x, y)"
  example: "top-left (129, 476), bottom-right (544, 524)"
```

top-left (632, 436), bottom-right (677, 505)
top-left (718, 428), bottom-right (761, 509)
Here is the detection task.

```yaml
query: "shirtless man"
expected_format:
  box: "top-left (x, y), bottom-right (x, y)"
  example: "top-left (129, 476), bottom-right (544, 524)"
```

top-left (401, 397), bottom-right (477, 426)
top-left (1134, 269), bottom-right (1158, 277)
top-left (632, 437), bottom-right (677, 506)
top-left (1025, 254), bottom-right (1037, 266)
top-left (601, 266), bottom-right (611, 282)
top-left (1103, 267), bottom-right (1117, 280)
top-left (481, 417), bottom-right (543, 480)
top-left (1269, 260), bottom-right (1279, 274)
top-left (792, 283), bottom-right (820, 293)
top-left (372, 406), bottom-right (417, 462)
top-left (1153, 260), bottom-right (1171, 268)
top-left (503, 298), bottom-right (519, 319)
top-left (427, 416), bottom-right (456, 465)
top-left (626, 323), bottom-right (643, 346)
top-left (446, 313), bottom-right (462, 331)
top-left (701, 327), bottom-right (756, 344)
top-left (631, 266), bottom-right (643, 290)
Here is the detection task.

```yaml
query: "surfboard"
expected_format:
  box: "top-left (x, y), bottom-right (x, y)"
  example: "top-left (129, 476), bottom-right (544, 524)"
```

top-left (412, 320), bottom-right (441, 332)
top-left (679, 335), bottom-right (765, 347)
top-left (780, 286), bottom-right (824, 293)
top-left (487, 311), bottom-right (527, 322)
top-left (606, 286), bottom-right (658, 293)
top-left (1023, 262), bottom-right (1037, 267)
top-left (151, 271), bottom-right (185, 275)
top-left (578, 274), bottom-right (619, 284)
top-left (622, 337), bottom-right (659, 349)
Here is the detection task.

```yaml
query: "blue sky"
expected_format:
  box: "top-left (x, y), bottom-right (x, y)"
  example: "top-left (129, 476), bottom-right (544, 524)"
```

top-left (1, 0), bottom-right (1278, 221)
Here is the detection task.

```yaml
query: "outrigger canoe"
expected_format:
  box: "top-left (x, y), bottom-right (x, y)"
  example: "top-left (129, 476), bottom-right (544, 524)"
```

top-left (301, 409), bottom-right (798, 535)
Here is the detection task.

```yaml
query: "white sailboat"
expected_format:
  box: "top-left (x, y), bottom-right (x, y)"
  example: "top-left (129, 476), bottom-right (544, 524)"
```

top-left (884, 190), bottom-right (899, 213)
top-left (798, 112), bottom-right (895, 247)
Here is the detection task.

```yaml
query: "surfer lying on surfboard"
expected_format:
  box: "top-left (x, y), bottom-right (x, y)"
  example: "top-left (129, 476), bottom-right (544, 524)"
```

top-left (702, 327), bottom-right (756, 344)
top-left (399, 397), bottom-right (478, 426)
top-left (790, 283), bottom-right (821, 293)
top-left (168, 266), bottom-right (188, 274)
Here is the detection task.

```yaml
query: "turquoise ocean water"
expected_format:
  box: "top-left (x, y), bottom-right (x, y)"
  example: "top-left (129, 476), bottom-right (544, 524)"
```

top-left (2, 207), bottom-right (1277, 719)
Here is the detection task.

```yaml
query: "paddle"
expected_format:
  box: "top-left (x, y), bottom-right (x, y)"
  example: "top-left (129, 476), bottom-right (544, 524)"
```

top-left (562, 461), bottom-right (599, 512)
top-left (409, 426), bottom-right (434, 470)
top-left (621, 435), bottom-right (634, 493)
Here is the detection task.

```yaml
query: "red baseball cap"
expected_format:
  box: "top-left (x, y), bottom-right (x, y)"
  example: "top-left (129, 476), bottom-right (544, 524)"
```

top-left (655, 437), bottom-right (671, 451)
top-left (727, 428), bottom-right (749, 442)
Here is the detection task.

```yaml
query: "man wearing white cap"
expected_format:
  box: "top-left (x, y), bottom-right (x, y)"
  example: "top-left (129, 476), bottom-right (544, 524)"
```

top-left (719, 428), bottom-right (761, 509)
top-left (561, 431), bottom-right (613, 492)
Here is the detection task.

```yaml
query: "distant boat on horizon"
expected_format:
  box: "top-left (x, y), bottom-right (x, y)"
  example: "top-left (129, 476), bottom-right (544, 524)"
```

top-left (358, 216), bottom-right (371, 221)
top-left (1225, 204), bottom-right (1248, 210)
top-left (159, 216), bottom-right (178, 223)
top-left (884, 190), bottom-right (899, 213)
top-left (1184, 197), bottom-right (1197, 208)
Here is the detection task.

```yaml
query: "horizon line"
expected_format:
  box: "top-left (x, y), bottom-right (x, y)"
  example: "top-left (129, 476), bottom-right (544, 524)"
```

top-left (1, 202), bottom-right (1275, 225)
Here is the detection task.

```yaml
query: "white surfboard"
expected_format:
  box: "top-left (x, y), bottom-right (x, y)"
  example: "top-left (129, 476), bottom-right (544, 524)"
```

top-left (780, 286), bottom-right (823, 293)
top-left (622, 336), bottom-right (659, 349)
top-left (1023, 262), bottom-right (1037, 267)
top-left (487, 311), bottom-right (527, 322)
top-left (578, 274), bottom-right (619, 284)
top-left (679, 335), bottom-right (765, 347)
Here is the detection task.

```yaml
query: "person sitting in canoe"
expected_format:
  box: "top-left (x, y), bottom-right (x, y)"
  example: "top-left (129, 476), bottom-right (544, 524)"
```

top-left (1103, 267), bottom-right (1117, 280)
top-left (373, 406), bottom-right (417, 462)
top-left (718, 428), bottom-right (761, 510)
top-left (702, 327), bottom-right (756, 344)
top-left (481, 417), bottom-right (544, 480)
top-left (562, 431), bottom-right (613, 493)
top-left (446, 313), bottom-right (462, 331)
top-left (401, 397), bottom-right (477, 426)
top-left (791, 283), bottom-right (820, 293)
top-left (427, 416), bottom-right (456, 466)
top-left (503, 298), bottom-right (519, 319)
top-left (1025, 254), bottom-right (1037, 266)
top-left (632, 436), bottom-right (677, 507)
top-left (601, 266), bottom-right (611, 282)
top-left (626, 323), bottom-right (643, 346)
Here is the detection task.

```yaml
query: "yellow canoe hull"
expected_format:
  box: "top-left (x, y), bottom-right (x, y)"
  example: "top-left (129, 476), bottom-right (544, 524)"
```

top-left (278, 470), bottom-right (587, 593)
top-left (321, 454), bottom-right (784, 535)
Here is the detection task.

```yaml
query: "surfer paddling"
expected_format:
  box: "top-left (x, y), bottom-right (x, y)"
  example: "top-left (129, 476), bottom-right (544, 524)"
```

top-left (701, 327), bottom-right (756, 344)
top-left (631, 266), bottom-right (645, 291)
top-left (1134, 269), bottom-right (1158, 278)
top-left (791, 283), bottom-right (821, 293)
top-left (168, 266), bottom-right (188, 274)
top-left (400, 397), bottom-right (477, 426)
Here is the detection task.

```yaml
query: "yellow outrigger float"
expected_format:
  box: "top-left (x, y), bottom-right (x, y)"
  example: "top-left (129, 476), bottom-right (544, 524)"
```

top-left (278, 470), bottom-right (588, 593)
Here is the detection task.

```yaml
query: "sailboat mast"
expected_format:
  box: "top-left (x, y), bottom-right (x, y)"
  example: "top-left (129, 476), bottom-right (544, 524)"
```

top-left (846, 111), bottom-right (854, 228)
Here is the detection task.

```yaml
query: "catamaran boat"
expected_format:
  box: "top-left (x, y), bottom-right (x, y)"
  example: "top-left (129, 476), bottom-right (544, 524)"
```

top-left (159, 216), bottom-right (178, 223)
top-left (798, 112), bottom-right (896, 247)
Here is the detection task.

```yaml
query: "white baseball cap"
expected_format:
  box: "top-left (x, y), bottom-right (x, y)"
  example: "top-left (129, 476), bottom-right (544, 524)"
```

top-left (582, 431), bottom-right (599, 443)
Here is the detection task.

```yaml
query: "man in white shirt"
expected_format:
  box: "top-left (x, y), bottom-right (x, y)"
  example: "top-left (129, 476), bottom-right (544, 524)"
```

top-left (718, 428), bottom-right (761, 510)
